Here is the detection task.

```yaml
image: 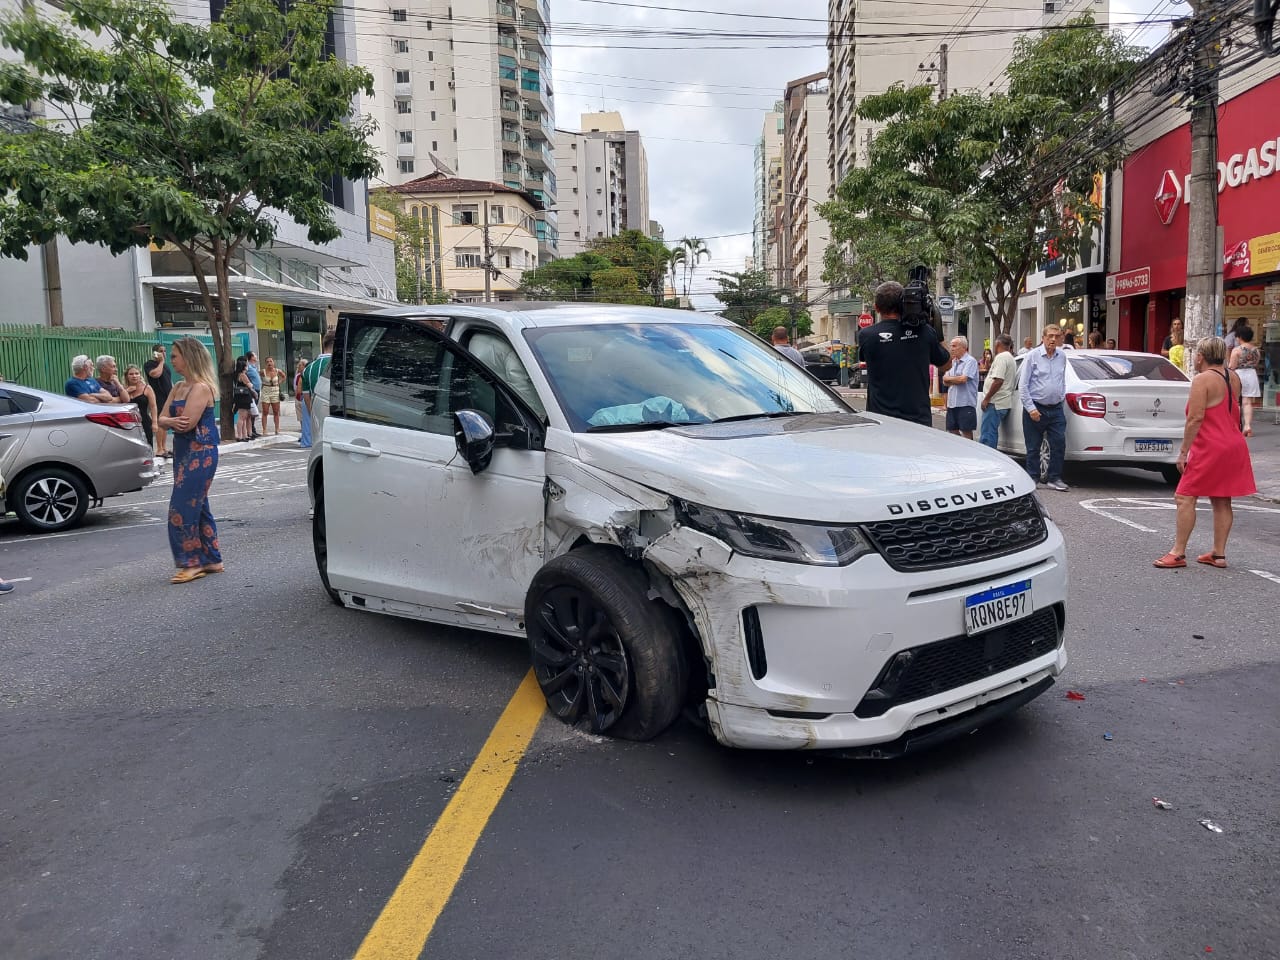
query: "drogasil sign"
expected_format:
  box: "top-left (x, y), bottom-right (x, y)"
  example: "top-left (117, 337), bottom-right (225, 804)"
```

top-left (1156, 135), bottom-right (1280, 223)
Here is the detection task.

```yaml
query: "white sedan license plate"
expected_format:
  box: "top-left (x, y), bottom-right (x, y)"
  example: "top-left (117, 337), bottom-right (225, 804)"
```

top-left (965, 580), bottom-right (1032, 636)
top-left (1134, 439), bottom-right (1172, 453)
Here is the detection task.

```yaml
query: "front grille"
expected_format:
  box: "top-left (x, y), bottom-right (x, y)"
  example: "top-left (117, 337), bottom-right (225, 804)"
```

top-left (862, 494), bottom-right (1047, 572)
top-left (855, 605), bottom-right (1063, 718)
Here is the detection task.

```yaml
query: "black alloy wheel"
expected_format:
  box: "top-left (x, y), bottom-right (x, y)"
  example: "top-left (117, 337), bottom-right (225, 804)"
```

top-left (525, 547), bottom-right (687, 741)
top-left (311, 483), bottom-right (343, 605)
top-left (531, 585), bottom-right (632, 733)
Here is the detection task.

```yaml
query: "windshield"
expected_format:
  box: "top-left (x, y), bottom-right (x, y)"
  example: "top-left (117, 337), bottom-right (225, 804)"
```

top-left (1068, 354), bottom-right (1189, 382)
top-left (523, 322), bottom-right (847, 431)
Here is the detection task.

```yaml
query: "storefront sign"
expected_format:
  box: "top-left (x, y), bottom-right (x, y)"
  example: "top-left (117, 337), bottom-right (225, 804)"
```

top-left (1106, 267), bottom-right (1151, 299)
top-left (255, 301), bottom-right (285, 331)
top-left (1119, 74), bottom-right (1280, 292)
top-left (370, 205), bottom-right (397, 242)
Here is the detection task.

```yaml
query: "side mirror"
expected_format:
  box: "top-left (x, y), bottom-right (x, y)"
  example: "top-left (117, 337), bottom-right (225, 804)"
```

top-left (453, 409), bottom-right (495, 474)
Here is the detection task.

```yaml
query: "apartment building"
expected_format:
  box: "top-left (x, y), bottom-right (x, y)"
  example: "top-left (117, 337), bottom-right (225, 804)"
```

top-left (377, 173), bottom-right (543, 302)
top-left (358, 0), bottom-right (559, 262)
top-left (553, 112), bottom-right (652, 251)
top-left (0, 0), bottom-right (395, 376)
top-left (752, 103), bottom-right (784, 286)
top-left (826, 0), bottom-right (1108, 189)
top-left (782, 73), bottom-right (832, 337)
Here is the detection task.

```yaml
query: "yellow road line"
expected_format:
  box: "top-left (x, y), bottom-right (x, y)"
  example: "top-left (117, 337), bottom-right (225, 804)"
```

top-left (353, 670), bottom-right (545, 960)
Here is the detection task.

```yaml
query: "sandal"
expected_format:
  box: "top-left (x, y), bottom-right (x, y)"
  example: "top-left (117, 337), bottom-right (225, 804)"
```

top-left (170, 568), bottom-right (207, 584)
top-left (1196, 553), bottom-right (1227, 568)
top-left (1153, 553), bottom-right (1186, 569)
top-left (202, 563), bottom-right (224, 574)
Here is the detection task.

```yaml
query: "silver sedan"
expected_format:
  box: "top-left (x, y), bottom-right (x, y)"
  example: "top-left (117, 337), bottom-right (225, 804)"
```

top-left (0, 383), bottom-right (160, 532)
top-left (985, 350), bottom-right (1191, 484)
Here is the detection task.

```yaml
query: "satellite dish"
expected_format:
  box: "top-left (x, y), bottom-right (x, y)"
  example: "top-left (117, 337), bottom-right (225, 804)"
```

top-left (428, 153), bottom-right (456, 176)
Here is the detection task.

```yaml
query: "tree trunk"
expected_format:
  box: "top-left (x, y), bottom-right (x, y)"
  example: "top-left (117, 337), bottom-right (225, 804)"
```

top-left (41, 240), bottom-right (64, 326)
top-left (213, 243), bottom-right (237, 438)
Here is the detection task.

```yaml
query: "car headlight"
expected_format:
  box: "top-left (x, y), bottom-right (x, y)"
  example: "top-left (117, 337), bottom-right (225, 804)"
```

top-left (676, 500), bottom-right (874, 567)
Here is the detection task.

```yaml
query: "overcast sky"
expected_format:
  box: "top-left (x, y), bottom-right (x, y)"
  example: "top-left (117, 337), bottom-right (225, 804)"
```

top-left (547, 0), bottom-right (1183, 309)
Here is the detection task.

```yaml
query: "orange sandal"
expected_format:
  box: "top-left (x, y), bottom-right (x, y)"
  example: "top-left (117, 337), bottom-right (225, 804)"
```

top-left (1153, 553), bottom-right (1186, 569)
top-left (1196, 553), bottom-right (1227, 568)
top-left (170, 568), bottom-right (207, 584)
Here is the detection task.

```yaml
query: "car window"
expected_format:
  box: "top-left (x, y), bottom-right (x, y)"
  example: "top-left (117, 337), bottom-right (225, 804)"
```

top-left (338, 317), bottom-right (528, 437)
top-left (523, 322), bottom-right (846, 431)
top-left (464, 330), bottom-right (547, 419)
top-left (0, 388), bottom-right (39, 415)
top-left (1069, 355), bottom-right (1188, 382)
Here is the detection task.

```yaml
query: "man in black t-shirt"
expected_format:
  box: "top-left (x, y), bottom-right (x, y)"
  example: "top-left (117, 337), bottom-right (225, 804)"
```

top-left (144, 344), bottom-right (174, 458)
top-left (857, 280), bottom-right (952, 427)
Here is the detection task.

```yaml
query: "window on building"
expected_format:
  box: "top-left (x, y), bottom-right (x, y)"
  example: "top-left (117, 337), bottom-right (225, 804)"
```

top-left (396, 100), bottom-right (412, 114)
top-left (426, 19), bottom-right (432, 29)
top-left (395, 69), bottom-right (410, 84)
top-left (391, 8), bottom-right (407, 21)
top-left (453, 128), bottom-right (457, 141)
top-left (398, 130), bottom-right (413, 143)
top-left (491, 205), bottom-right (505, 224)
top-left (1043, 1), bottom-right (1055, 9)
top-left (428, 50), bottom-right (434, 61)
top-left (432, 140), bottom-right (438, 150)
top-left (393, 39), bottom-right (409, 53)
top-left (397, 159), bottom-right (415, 173)
top-left (431, 110), bottom-right (436, 121)
top-left (503, 254), bottom-right (511, 268)
top-left (456, 249), bottom-right (483, 268)
top-left (595, 166), bottom-right (601, 172)
top-left (453, 204), bottom-right (479, 225)
top-left (571, 165), bottom-right (577, 172)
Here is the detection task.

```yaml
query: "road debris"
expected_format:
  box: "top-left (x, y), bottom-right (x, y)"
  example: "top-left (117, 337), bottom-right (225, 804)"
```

top-left (1153, 797), bottom-right (1174, 810)
top-left (1198, 819), bottom-right (1224, 833)
top-left (1102, 733), bottom-right (1114, 741)
top-left (1066, 690), bottom-right (1086, 701)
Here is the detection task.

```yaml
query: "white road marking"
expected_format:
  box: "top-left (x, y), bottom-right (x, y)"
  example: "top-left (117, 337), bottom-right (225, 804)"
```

top-left (1248, 569), bottom-right (1280, 586)
top-left (1078, 499), bottom-right (1160, 532)
top-left (1081, 496), bottom-right (1280, 534)
top-left (101, 481), bottom-right (305, 510)
top-left (3, 577), bottom-right (33, 583)
top-left (3, 519), bottom-right (163, 545)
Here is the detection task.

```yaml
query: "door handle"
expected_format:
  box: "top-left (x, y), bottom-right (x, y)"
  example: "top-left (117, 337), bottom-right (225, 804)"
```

top-left (331, 440), bottom-right (382, 458)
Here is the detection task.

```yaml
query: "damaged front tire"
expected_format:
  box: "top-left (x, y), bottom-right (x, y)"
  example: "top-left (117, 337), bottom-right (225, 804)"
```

top-left (525, 547), bottom-right (686, 740)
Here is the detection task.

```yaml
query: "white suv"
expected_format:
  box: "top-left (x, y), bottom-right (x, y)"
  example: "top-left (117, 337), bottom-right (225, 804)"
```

top-left (309, 304), bottom-right (1068, 755)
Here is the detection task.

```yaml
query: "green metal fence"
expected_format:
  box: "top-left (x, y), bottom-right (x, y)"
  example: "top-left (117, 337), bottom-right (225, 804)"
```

top-left (0, 325), bottom-right (249, 417)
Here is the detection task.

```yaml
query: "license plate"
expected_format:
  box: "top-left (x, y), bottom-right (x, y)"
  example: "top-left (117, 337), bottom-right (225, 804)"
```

top-left (1134, 439), bottom-right (1172, 453)
top-left (965, 580), bottom-right (1032, 636)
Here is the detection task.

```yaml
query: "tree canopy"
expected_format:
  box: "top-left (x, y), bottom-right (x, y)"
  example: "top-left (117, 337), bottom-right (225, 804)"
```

top-left (711, 269), bottom-right (782, 327)
top-left (818, 17), bottom-right (1144, 332)
top-left (519, 231), bottom-right (673, 305)
top-left (0, 0), bottom-right (378, 425)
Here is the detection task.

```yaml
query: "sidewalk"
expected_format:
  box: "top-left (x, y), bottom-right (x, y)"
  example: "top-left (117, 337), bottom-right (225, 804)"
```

top-left (835, 387), bottom-right (1280, 504)
top-left (213, 402), bottom-right (305, 457)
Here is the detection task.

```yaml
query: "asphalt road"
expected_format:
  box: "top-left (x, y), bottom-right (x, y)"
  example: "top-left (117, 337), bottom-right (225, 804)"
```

top-left (1, 446), bottom-right (1277, 960)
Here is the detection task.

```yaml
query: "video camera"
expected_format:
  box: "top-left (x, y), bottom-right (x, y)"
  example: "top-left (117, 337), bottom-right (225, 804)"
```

top-left (900, 265), bottom-right (945, 340)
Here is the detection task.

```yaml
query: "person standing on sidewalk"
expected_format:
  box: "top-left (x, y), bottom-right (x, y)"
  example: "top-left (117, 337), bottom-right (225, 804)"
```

top-left (124, 364), bottom-right (158, 454)
top-left (259, 357), bottom-right (286, 435)
top-left (1018, 324), bottom-right (1070, 491)
top-left (979, 334), bottom-right (1017, 448)
top-left (943, 336), bottom-right (979, 439)
top-left (157, 337), bottom-right (222, 584)
top-left (244, 351), bottom-right (263, 439)
top-left (293, 358), bottom-right (311, 449)
top-left (144, 344), bottom-right (173, 459)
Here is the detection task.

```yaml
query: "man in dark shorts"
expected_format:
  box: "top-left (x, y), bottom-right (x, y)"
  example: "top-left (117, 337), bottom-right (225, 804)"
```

top-left (856, 280), bottom-right (951, 427)
top-left (942, 335), bottom-right (979, 439)
top-left (144, 344), bottom-right (174, 458)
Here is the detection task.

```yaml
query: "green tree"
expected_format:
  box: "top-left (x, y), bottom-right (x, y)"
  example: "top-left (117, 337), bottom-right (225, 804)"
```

top-left (589, 266), bottom-right (652, 306)
top-left (818, 17), bottom-right (1143, 334)
top-left (712, 269), bottom-right (781, 327)
top-left (0, 0), bottom-right (378, 429)
top-left (751, 305), bottom-right (811, 341)
top-left (519, 252), bottom-right (613, 298)
top-left (676, 236), bottom-right (710, 299)
top-left (588, 229), bottom-right (671, 302)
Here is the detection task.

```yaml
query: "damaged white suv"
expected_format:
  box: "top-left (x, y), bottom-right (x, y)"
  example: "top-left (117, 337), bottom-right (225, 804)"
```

top-left (310, 304), bottom-right (1068, 755)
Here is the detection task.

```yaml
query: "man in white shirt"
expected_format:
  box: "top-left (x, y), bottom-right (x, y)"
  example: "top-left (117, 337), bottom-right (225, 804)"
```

top-left (979, 334), bottom-right (1017, 448)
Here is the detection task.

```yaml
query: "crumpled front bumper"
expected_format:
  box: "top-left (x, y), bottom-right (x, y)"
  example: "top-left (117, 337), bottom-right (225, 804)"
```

top-left (644, 522), bottom-right (1068, 751)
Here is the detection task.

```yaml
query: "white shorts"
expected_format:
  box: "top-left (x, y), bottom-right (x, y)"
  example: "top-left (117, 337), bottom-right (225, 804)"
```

top-left (250, 400), bottom-right (260, 415)
top-left (1237, 367), bottom-right (1260, 399)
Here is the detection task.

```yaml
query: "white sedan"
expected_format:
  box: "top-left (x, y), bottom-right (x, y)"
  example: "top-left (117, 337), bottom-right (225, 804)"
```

top-left (987, 350), bottom-right (1191, 484)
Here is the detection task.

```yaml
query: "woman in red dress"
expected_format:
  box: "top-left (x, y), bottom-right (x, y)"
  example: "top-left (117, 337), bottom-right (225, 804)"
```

top-left (1155, 337), bottom-right (1256, 569)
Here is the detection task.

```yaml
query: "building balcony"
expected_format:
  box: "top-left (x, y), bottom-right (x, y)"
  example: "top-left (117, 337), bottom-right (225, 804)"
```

top-left (497, 33), bottom-right (517, 51)
top-left (498, 70), bottom-right (518, 90)
top-left (393, 82), bottom-right (412, 98)
top-left (496, 1), bottom-right (516, 21)
top-left (500, 99), bottom-right (520, 120)
top-left (396, 141), bottom-right (414, 158)
top-left (502, 127), bottom-right (522, 145)
top-left (503, 160), bottom-right (524, 178)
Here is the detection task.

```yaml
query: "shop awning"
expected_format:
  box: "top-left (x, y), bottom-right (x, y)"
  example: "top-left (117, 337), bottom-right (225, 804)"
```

top-left (141, 275), bottom-right (398, 313)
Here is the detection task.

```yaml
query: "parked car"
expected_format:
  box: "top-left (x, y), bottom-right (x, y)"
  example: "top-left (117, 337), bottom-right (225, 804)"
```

top-left (309, 303), bottom-right (1068, 755)
top-left (800, 347), bottom-right (839, 384)
top-left (0, 384), bottom-right (158, 532)
top-left (984, 350), bottom-right (1190, 484)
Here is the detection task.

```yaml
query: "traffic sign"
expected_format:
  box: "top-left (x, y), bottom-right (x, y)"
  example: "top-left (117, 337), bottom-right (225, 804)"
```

top-left (857, 312), bottom-right (874, 329)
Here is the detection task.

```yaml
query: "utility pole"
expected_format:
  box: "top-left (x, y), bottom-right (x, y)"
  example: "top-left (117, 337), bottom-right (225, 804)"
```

top-left (482, 199), bottom-right (493, 303)
top-left (938, 43), bottom-right (948, 101)
top-left (1182, 1), bottom-right (1224, 359)
top-left (413, 207), bottom-right (424, 304)
top-left (19, 0), bottom-right (63, 326)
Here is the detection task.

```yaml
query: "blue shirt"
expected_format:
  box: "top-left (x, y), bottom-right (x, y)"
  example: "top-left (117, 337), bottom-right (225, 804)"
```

top-left (65, 376), bottom-right (102, 398)
top-left (1018, 345), bottom-right (1068, 412)
top-left (245, 363), bottom-right (262, 392)
top-left (945, 352), bottom-right (979, 408)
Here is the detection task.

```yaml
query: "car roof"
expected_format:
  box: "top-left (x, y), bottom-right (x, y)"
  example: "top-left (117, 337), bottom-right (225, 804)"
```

top-left (366, 302), bottom-right (734, 330)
